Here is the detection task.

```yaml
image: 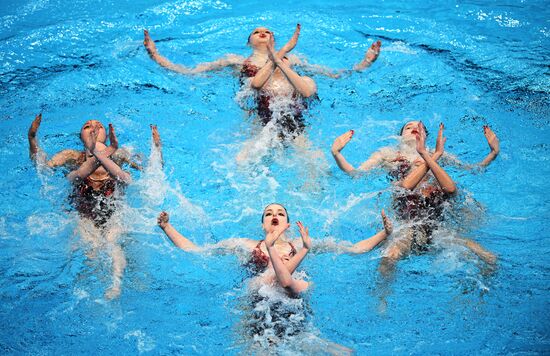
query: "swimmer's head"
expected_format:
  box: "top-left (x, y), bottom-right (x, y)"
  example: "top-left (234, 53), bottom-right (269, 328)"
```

top-left (400, 121), bottom-right (428, 142)
top-left (80, 120), bottom-right (107, 143)
top-left (248, 27), bottom-right (275, 47)
top-left (261, 203), bottom-right (289, 232)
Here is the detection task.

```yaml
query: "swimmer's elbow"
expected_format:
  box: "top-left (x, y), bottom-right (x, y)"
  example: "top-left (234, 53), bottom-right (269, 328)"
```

top-left (444, 185), bottom-right (457, 195)
top-left (118, 173), bottom-right (132, 185)
top-left (301, 88), bottom-right (316, 98)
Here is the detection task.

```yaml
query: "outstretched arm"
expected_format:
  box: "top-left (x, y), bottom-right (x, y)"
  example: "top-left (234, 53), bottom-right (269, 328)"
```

top-left (293, 40), bottom-right (382, 79)
top-left (143, 30), bottom-right (245, 75)
top-left (157, 212), bottom-right (201, 252)
top-left (415, 122), bottom-right (456, 194)
top-left (265, 223), bottom-right (309, 294)
top-left (285, 221), bottom-right (311, 274)
top-left (345, 210), bottom-right (392, 254)
top-left (308, 211), bottom-right (392, 254)
top-left (157, 212), bottom-right (256, 254)
top-left (331, 130), bottom-right (383, 174)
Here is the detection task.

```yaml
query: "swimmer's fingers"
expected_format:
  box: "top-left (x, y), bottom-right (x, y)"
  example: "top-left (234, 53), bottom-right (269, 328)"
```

top-left (28, 113), bottom-right (42, 138)
top-left (381, 209), bottom-right (393, 236)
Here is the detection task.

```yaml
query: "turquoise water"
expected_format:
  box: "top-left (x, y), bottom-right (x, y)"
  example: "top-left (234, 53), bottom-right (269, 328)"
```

top-left (1, 0), bottom-right (549, 354)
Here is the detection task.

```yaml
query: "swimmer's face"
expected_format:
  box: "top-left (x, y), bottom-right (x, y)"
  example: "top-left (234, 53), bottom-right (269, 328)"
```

top-left (261, 204), bottom-right (288, 232)
top-left (80, 120), bottom-right (107, 143)
top-left (248, 27), bottom-right (274, 47)
top-left (400, 121), bottom-right (424, 142)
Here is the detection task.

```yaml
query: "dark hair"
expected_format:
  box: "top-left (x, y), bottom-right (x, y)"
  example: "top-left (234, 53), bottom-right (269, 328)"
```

top-left (261, 203), bottom-right (289, 223)
top-left (399, 122), bottom-right (429, 137)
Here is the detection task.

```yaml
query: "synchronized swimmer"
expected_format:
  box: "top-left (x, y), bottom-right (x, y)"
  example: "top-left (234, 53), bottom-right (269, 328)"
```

top-left (28, 113), bottom-right (162, 299)
top-left (26, 22), bottom-right (501, 353)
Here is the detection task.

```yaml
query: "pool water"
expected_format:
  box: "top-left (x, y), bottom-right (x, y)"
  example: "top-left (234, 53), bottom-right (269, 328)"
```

top-left (0, 0), bottom-right (549, 354)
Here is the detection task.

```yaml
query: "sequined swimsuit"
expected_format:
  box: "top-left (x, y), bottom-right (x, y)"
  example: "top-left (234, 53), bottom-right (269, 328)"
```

top-left (389, 155), bottom-right (450, 251)
top-left (70, 176), bottom-right (118, 227)
top-left (240, 61), bottom-right (307, 136)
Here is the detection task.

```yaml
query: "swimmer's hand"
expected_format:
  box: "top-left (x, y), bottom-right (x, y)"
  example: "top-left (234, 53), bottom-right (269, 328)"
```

top-left (415, 122), bottom-right (428, 155)
top-left (82, 126), bottom-right (98, 153)
top-left (265, 223), bottom-right (291, 248)
top-left (143, 30), bottom-right (158, 57)
top-left (365, 40), bottom-right (381, 64)
top-left (354, 40), bottom-right (381, 70)
top-left (28, 113), bottom-right (42, 158)
top-left (331, 130), bottom-right (354, 155)
top-left (483, 125), bottom-right (499, 155)
top-left (104, 123), bottom-right (118, 157)
top-left (381, 210), bottom-right (393, 236)
top-left (296, 221), bottom-right (312, 250)
top-left (157, 211), bottom-right (169, 229)
top-left (434, 122), bottom-right (446, 159)
top-left (151, 124), bottom-right (161, 148)
top-left (28, 113), bottom-right (42, 139)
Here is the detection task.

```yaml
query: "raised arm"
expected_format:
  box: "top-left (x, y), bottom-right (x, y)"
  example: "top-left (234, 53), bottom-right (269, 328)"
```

top-left (345, 210), bottom-right (392, 254)
top-left (400, 123), bottom-right (445, 190)
top-left (415, 122), bottom-right (456, 194)
top-left (28, 113), bottom-right (82, 168)
top-left (331, 130), bottom-right (383, 175)
top-left (265, 223), bottom-right (309, 294)
top-left (277, 24), bottom-right (300, 58)
top-left (150, 124), bottom-right (164, 167)
top-left (143, 30), bottom-right (245, 75)
top-left (267, 37), bottom-right (317, 98)
top-left (285, 221), bottom-right (311, 274)
top-left (28, 113), bottom-right (42, 160)
top-left (157, 212), bottom-right (201, 252)
top-left (478, 126), bottom-right (499, 167)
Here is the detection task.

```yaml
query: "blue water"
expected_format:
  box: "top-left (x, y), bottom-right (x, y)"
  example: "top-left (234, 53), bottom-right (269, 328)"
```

top-left (1, 0), bottom-right (549, 354)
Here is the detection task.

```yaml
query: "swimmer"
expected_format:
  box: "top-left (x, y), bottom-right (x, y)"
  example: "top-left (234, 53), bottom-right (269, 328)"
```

top-left (28, 113), bottom-right (163, 299)
top-left (144, 25), bottom-right (380, 139)
top-left (157, 203), bottom-right (391, 352)
top-left (331, 121), bottom-right (500, 297)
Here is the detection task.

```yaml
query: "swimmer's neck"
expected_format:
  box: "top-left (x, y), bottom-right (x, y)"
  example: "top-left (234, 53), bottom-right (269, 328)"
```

top-left (252, 47), bottom-right (270, 57)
